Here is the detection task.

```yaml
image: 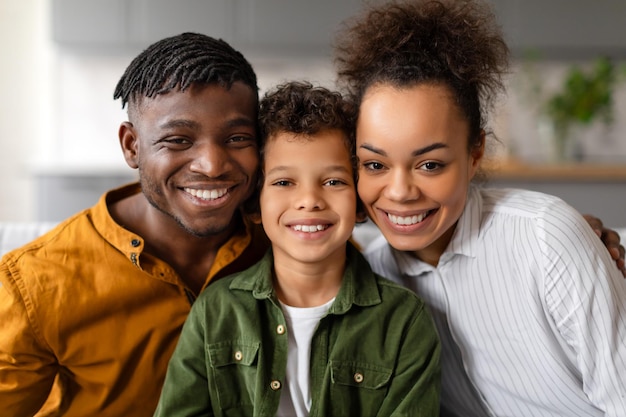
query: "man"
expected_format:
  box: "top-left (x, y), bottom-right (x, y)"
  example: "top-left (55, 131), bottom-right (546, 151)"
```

top-left (0, 32), bottom-right (269, 417)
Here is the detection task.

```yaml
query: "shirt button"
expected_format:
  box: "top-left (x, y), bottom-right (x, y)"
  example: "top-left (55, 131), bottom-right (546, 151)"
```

top-left (131, 239), bottom-right (141, 247)
top-left (234, 351), bottom-right (243, 361)
top-left (354, 372), bottom-right (364, 383)
top-left (270, 380), bottom-right (282, 391)
top-left (276, 324), bottom-right (285, 335)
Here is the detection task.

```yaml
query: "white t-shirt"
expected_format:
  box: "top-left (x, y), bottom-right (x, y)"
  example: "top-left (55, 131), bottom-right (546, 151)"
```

top-left (276, 298), bottom-right (335, 417)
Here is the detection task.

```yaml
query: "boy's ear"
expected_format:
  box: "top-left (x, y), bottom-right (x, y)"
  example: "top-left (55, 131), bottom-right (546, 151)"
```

top-left (247, 212), bottom-right (262, 225)
top-left (355, 197), bottom-right (368, 224)
top-left (356, 212), bottom-right (368, 224)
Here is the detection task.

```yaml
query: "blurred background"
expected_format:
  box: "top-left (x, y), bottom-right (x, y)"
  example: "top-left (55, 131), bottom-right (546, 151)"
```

top-left (2, 0), bottom-right (626, 226)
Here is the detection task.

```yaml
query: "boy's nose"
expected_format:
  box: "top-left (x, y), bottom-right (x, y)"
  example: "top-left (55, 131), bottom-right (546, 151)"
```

top-left (296, 186), bottom-right (325, 210)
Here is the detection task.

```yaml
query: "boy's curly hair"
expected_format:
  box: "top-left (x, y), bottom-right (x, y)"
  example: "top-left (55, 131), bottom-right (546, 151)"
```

top-left (258, 80), bottom-right (356, 168)
top-left (244, 81), bottom-right (360, 217)
top-left (334, 0), bottom-right (509, 148)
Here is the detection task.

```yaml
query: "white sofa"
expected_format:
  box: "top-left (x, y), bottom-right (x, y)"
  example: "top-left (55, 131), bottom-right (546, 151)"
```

top-left (1, 221), bottom-right (625, 258)
top-left (0, 222), bottom-right (57, 256)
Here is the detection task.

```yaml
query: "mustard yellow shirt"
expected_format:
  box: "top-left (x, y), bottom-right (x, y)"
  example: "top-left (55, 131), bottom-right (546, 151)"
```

top-left (0, 183), bottom-right (269, 417)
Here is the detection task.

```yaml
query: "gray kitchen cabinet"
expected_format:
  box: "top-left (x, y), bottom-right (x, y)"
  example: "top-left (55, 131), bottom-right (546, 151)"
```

top-left (490, 0), bottom-right (626, 59)
top-left (51, 0), bottom-right (128, 45)
top-left (50, 0), bottom-right (364, 57)
top-left (50, 0), bottom-right (626, 59)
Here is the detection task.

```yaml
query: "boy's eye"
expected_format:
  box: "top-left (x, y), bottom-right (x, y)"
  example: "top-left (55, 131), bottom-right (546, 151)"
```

top-left (324, 179), bottom-right (347, 187)
top-left (271, 180), bottom-right (291, 187)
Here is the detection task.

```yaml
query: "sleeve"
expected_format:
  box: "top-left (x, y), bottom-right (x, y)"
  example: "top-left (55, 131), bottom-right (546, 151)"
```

top-left (375, 301), bottom-right (441, 417)
top-left (0, 261), bottom-right (58, 416)
top-left (153, 299), bottom-right (213, 417)
top-left (539, 201), bottom-right (626, 416)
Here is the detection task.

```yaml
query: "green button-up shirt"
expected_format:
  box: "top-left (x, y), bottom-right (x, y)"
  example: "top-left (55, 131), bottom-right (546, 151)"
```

top-left (154, 243), bottom-right (441, 417)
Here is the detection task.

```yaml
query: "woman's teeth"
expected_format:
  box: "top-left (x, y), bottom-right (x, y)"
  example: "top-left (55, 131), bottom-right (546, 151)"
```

top-left (387, 211), bottom-right (429, 225)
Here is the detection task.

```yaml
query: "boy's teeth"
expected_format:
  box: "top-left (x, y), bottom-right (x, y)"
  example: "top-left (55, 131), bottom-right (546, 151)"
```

top-left (293, 224), bottom-right (327, 233)
top-left (388, 211), bottom-right (429, 225)
top-left (184, 188), bottom-right (227, 200)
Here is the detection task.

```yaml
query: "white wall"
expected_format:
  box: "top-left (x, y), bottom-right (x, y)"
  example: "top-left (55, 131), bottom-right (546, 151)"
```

top-left (1, 1), bottom-right (625, 222)
top-left (0, 0), bottom-right (51, 220)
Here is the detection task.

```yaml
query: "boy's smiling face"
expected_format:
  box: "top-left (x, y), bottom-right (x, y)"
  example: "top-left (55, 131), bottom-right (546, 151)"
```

top-left (260, 129), bottom-right (357, 266)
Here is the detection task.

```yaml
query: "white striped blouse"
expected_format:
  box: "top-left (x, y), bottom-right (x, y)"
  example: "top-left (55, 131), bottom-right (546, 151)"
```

top-left (362, 185), bottom-right (626, 417)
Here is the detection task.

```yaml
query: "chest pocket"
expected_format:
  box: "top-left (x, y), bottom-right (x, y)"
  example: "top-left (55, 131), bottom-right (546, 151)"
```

top-left (329, 360), bottom-right (393, 415)
top-left (208, 341), bottom-right (260, 413)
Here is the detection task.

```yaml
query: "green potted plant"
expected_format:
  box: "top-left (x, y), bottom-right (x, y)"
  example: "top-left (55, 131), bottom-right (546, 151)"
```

top-left (544, 57), bottom-right (622, 160)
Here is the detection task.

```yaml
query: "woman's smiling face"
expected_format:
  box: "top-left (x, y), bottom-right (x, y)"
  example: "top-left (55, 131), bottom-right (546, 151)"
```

top-left (356, 83), bottom-right (484, 266)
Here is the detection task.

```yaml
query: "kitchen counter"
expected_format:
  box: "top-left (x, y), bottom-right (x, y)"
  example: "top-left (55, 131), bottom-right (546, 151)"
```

top-left (483, 158), bottom-right (626, 227)
top-left (483, 158), bottom-right (626, 182)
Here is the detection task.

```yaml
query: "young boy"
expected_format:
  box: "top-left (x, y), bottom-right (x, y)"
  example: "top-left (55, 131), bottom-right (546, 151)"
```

top-left (153, 81), bottom-right (441, 417)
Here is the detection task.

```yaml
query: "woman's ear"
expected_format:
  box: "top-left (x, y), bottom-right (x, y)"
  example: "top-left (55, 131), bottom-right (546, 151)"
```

top-left (119, 122), bottom-right (139, 169)
top-left (469, 130), bottom-right (486, 178)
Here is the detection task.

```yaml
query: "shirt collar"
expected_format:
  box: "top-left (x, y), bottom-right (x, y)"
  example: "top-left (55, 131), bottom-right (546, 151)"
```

top-left (92, 182), bottom-right (146, 264)
top-left (230, 242), bottom-right (382, 313)
top-left (91, 182), bottom-right (258, 280)
top-left (444, 184), bottom-right (482, 260)
top-left (391, 184), bottom-right (483, 276)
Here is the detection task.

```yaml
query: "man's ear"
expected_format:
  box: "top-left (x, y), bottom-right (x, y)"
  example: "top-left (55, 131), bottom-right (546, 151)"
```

top-left (119, 121), bottom-right (139, 169)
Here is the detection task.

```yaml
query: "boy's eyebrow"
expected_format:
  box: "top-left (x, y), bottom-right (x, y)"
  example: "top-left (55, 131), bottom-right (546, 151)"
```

top-left (265, 164), bottom-right (352, 176)
top-left (359, 142), bottom-right (448, 156)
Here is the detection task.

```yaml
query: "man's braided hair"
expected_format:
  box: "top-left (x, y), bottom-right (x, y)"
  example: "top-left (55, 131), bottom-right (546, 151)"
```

top-left (113, 32), bottom-right (258, 110)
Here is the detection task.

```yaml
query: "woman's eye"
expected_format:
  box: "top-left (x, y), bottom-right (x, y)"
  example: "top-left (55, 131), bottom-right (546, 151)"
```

top-left (362, 161), bottom-right (385, 171)
top-left (272, 180), bottom-right (291, 187)
top-left (419, 161), bottom-right (443, 171)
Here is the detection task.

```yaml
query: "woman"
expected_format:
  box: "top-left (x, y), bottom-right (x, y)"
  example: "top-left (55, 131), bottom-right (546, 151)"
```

top-left (335, 1), bottom-right (626, 415)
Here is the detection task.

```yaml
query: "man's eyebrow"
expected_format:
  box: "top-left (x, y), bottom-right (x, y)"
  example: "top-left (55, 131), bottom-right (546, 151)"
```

top-left (159, 119), bottom-right (200, 130)
top-left (359, 142), bottom-right (448, 156)
top-left (226, 116), bottom-right (256, 128)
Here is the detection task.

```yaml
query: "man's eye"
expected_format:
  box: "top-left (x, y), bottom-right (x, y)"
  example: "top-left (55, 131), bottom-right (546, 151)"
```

top-left (161, 137), bottom-right (191, 148)
top-left (166, 138), bottom-right (188, 144)
top-left (227, 136), bottom-right (256, 147)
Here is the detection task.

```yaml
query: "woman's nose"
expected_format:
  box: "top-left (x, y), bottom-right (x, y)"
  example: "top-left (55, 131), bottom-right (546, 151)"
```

top-left (385, 170), bottom-right (420, 202)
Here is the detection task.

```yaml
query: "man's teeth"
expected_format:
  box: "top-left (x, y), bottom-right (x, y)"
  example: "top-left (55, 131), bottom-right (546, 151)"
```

top-left (184, 188), bottom-right (227, 200)
top-left (293, 224), bottom-right (327, 233)
top-left (388, 211), bottom-right (429, 225)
